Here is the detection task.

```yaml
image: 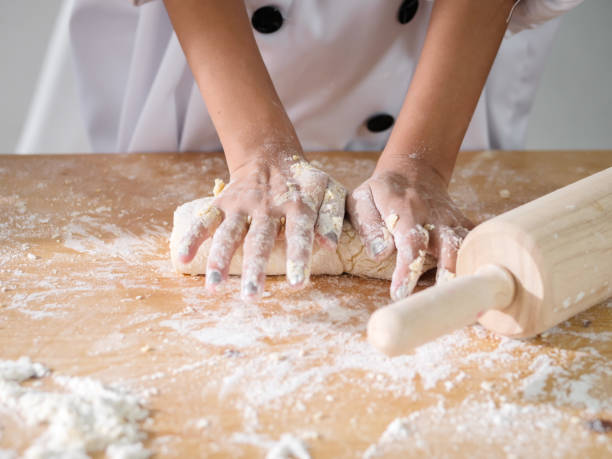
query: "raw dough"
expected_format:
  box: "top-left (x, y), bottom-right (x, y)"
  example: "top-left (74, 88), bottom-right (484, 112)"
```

top-left (170, 197), bottom-right (435, 280)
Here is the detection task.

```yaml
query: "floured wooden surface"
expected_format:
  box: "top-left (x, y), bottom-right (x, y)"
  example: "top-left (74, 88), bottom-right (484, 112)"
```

top-left (1, 151), bottom-right (611, 458)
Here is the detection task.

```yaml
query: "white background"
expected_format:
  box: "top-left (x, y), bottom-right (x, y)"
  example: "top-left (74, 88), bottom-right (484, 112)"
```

top-left (0, 0), bottom-right (610, 153)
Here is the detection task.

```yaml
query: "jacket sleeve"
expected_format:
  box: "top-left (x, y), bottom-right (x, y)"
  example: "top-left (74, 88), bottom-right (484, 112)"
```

top-left (507, 0), bottom-right (584, 34)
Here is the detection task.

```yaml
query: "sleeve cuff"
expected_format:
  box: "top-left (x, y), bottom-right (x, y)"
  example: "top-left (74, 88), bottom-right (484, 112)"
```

top-left (507, 0), bottom-right (584, 34)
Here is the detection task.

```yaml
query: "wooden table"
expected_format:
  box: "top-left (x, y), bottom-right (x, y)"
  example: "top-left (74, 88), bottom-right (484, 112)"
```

top-left (1, 151), bottom-right (611, 458)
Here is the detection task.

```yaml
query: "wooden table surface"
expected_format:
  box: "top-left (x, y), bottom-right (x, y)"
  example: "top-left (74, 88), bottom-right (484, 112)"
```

top-left (1, 151), bottom-right (611, 458)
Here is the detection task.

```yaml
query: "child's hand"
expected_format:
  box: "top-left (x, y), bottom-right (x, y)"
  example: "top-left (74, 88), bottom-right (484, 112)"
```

top-left (342, 0), bottom-right (516, 301)
top-left (347, 158), bottom-right (472, 301)
top-left (177, 149), bottom-right (346, 301)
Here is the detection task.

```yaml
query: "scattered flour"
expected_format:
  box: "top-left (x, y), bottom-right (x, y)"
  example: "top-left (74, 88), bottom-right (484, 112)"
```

top-left (2, 154), bottom-right (611, 457)
top-left (266, 434), bottom-right (310, 459)
top-left (0, 358), bottom-right (150, 459)
top-left (160, 280), bottom-right (612, 413)
top-left (364, 401), bottom-right (612, 458)
top-left (157, 278), bottom-right (612, 457)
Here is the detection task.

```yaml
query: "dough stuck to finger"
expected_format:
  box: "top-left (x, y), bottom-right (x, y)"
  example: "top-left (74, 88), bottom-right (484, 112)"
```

top-left (170, 197), bottom-right (436, 281)
top-left (384, 213), bottom-right (399, 231)
top-left (212, 178), bottom-right (225, 196)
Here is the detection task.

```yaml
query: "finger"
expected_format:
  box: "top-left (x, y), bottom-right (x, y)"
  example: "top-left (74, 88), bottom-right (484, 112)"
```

top-left (314, 179), bottom-right (346, 250)
top-left (284, 160), bottom-right (326, 214)
top-left (177, 204), bottom-right (223, 263)
top-left (390, 223), bottom-right (430, 301)
top-left (205, 213), bottom-right (249, 292)
top-left (290, 160), bottom-right (324, 196)
top-left (240, 216), bottom-right (280, 301)
top-left (285, 207), bottom-right (316, 288)
top-left (434, 225), bottom-right (469, 284)
top-left (347, 185), bottom-right (394, 261)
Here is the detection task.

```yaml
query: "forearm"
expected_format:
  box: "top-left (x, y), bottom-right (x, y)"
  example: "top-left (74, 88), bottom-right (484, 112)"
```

top-left (163, 0), bottom-right (300, 172)
top-left (379, 0), bottom-right (515, 183)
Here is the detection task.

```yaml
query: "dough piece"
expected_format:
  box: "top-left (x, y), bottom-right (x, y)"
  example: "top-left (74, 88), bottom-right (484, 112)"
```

top-left (170, 197), bottom-right (436, 280)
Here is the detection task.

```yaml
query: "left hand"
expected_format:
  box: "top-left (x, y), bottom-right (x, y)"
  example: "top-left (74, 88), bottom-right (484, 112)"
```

top-left (176, 152), bottom-right (347, 301)
top-left (347, 159), bottom-right (472, 301)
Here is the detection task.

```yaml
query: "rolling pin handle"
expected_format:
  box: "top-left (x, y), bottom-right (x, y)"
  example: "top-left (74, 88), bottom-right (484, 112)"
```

top-left (367, 264), bottom-right (516, 356)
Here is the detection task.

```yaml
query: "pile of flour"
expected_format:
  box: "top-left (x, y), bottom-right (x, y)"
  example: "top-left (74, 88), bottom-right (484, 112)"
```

top-left (0, 357), bottom-right (150, 459)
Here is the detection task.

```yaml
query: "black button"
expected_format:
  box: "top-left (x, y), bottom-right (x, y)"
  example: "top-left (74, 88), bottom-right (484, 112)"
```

top-left (397, 0), bottom-right (419, 24)
top-left (252, 6), bottom-right (283, 34)
top-left (366, 114), bottom-right (395, 133)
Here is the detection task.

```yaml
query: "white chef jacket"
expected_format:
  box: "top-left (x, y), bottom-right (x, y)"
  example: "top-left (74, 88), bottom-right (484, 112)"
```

top-left (17, 0), bottom-right (583, 154)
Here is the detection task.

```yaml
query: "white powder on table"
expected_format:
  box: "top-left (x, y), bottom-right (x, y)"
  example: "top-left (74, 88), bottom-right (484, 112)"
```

top-left (363, 400), bottom-right (612, 458)
top-left (0, 358), bottom-right (151, 459)
top-left (3, 155), bottom-right (611, 457)
top-left (266, 434), bottom-right (310, 459)
top-left (158, 278), bottom-right (612, 456)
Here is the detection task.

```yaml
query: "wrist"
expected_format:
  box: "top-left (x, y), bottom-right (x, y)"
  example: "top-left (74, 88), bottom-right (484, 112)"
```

top-left (225, 135), bottom-right (304, 176)
top-left (219, 104), bottom-right (304, 173)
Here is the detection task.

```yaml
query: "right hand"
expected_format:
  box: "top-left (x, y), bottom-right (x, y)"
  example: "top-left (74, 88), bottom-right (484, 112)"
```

top-left (176, 146), bottom-right (347, 301)
top-left (347, 157), bottom-right (472, 301)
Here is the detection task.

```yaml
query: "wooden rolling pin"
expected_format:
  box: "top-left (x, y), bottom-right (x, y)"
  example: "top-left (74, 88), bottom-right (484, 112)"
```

top-left (368, 167), bottom-right (612, 356)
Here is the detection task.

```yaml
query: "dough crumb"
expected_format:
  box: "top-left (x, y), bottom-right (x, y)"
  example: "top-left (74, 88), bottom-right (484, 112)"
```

top-left (212, 178), bottom-right (225, 197)
top-left (409, 250), bottom-right (427, 273)
top-left (384, 214), bottom-right (399, 231)
top-left (424, 223), bottom-right (435, 231)
top-left (499, 189), bottom-right (511, 198)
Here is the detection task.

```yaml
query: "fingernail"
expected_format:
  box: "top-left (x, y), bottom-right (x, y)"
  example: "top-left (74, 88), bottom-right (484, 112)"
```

top-left (391, 285), bottom-right (410, 302)
top-left (369, 238), bottom-right (387, 257)
top-left (177, 243), bottom-right (190, 259)
top-left (288, 268), bottom-right (305, 287)
top-left (391, 276), bottom-right (419, 301)
top-left (207, 270), bottom-right (222, 285)
top-left (243, 281), bottom-right (259, 297)
top-left (287, 261), bottom-right (308, 287)
top-left (325, 231), bottom-right (338, 245)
